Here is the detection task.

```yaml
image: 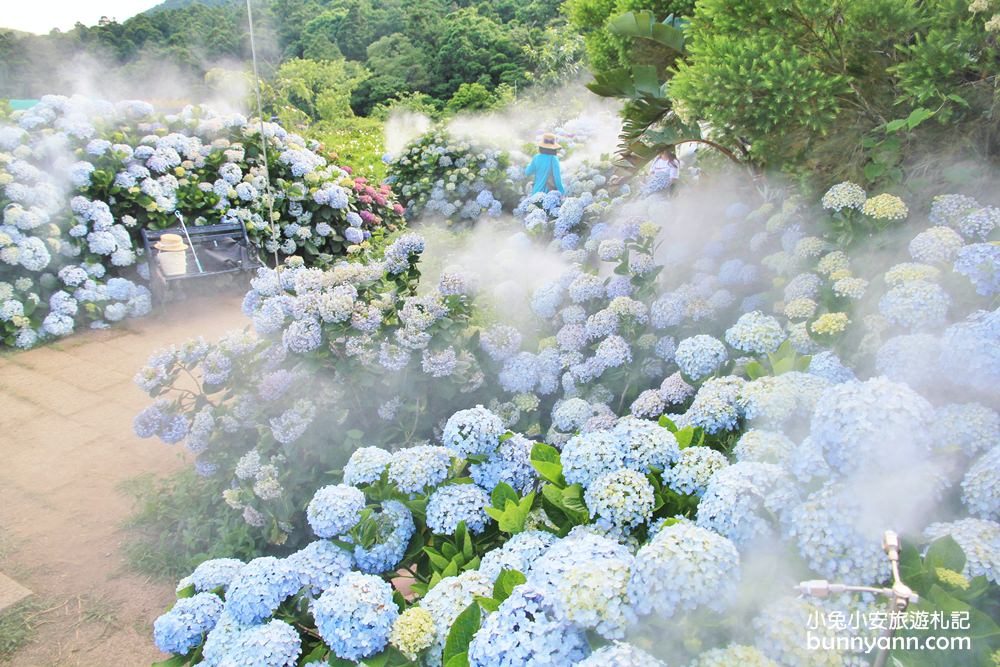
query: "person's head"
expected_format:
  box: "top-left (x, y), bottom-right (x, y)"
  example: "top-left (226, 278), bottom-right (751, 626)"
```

top-left (660, 148), bottom-right (677, 162)
top-left (538, 132), bottom-right (561, 155)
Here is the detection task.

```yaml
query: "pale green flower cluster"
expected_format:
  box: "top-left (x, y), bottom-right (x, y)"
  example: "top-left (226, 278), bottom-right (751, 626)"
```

top-left (832, 277), bottom-right (868, 299)
top-left (821, 181), bottom-right (866, 212)
top-left (794, 236), bottom-right (826, 259)
top-left (816, 250), bottom-right (850, 276)
top-left (390, 607), bottom-right (436, 661)
top-left (811, 312), bottom-right (850, 335)
top-left (862, 193), bottom-right (908, 220)
top-left (884, 262), bottom-right (941, 286)
top-left (783, 297), bottom-right (817, 320)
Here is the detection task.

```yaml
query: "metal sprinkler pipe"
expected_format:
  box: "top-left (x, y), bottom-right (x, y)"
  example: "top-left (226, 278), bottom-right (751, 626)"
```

top-left (795, 530), bottom-right (919, 667)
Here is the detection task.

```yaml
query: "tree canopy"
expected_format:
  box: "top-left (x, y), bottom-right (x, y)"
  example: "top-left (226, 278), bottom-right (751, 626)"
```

top-left (0, 0), bottom-right (570, 114)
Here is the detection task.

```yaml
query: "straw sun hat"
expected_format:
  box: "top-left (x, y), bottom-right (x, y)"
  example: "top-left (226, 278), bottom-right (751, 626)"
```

top-left (537, 133), bottom-right (561, 149)
top-left (154, 233), bottom-right (188, 251)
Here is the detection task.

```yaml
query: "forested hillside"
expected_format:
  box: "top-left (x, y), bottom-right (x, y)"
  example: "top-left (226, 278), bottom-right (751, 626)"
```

top-left (0, 0), bottom-right (576, 114)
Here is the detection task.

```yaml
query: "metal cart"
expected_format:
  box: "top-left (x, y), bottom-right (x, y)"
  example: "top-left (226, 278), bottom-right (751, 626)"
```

top-left (141, 220), bottom-right (262, 304)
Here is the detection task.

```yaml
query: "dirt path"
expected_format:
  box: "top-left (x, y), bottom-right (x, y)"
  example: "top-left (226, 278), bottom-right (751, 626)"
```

top-left (0, 293), bottom-right (247, 667)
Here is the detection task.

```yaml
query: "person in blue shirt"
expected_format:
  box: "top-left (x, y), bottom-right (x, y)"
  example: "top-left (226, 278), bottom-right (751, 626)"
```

top-left (525, 133), bottom-right (565, 195)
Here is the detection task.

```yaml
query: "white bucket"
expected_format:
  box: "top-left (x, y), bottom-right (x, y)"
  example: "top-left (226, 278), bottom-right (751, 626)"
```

top-left (158, 249), bottom-right (188, 276)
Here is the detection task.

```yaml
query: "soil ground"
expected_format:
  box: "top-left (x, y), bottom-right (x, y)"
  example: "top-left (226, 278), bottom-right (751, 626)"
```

top-left (0, 293), bottom-right (246, 667)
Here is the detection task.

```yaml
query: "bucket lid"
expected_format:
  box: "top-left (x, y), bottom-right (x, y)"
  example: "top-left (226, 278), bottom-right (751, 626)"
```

top-left (155, 233), bottom-right (188, 251)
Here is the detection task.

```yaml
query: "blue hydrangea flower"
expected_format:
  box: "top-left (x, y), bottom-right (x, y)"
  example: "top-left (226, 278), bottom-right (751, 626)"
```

top-left (198, 609), bottom-right (246, 665)
top-left (807, 351), bottom-right (856, 383)
top-left (612, 415), bottom-right (680, 472)
top-left (809, 377), bottom-right (932, 475)
top-left (878, 280), bottom-right (950, 330)
top-left (190, 558), bottom-right (244, 592)
top-left (939, 307), bottom-right (1000, 394)
top-left (931, 403), bottom-right (1000, 457)
top-left (419, 571), bottom-right (493, 663)
top-left (269, 400), bottom-right (315, 445)
top-left (595, 334), bottom-right (632, 369)
top-left (306, 484), bottom-right (365, 538)
top-left (929, 194), bottom-right (979, 227)
top-left (353, 500), bottom-right (415, 574)
top-left (388, 445), bottom-right (452, 494)
top-left (313, 183), bottom-right (350, 209)
top-left (675, 335), bottom-right (728, 380)
top-left (480, 324), bottom-right (522, 361)
top-left (577, 642), bottom-right (667, 666)
top-left (664, 446), bottom-right (729, 496)
top-left (470, 433), bottom-right (537, 494)
top-left (224, 557), bottom-right (302, 625)
top-left (954, 243), bottom-right (1000, 296)
top-left (724, 311), bottom-right (786, 354)
top-left (732, 429), bottom-right (796, 465)
top-left (478, 530), bottom-right (557, 581)
top-left (201, 350), bottom-right (233, 385)
top-left (499, 351), bottom-right (540, 393)
top-left (527, 528), bottom-right (636, 639)
top-left (956, 206), bottom-right (1000, 240)
top-left (684, 376), bottom-right (746, 434)
top-left (585, 309), bottom-right (619, 340)
top-left (561, 430), bottom-right (628, 488)
top-left (650, 292), bottom-right (686, 329)
top-left (343, 447), bottom-right (392, 486)
top-left (630, 389), bottom-right (665, 419)
top-left (442, 405), bottom-right (504, 458)
top-left (696, 462), bottom-right (798, 548)
top-left (42, 312), bottom-right (74, 337)
top-left (627, 522), bottom-right (740, 617)
top-left (552, 397), bottom-right (592, 432)
top-left (568, 273), bottom-right (605, 303)
top-left (314, 572), bottom-right (397, 661)
top-left (875, 334), bottom-right (942, 390)
top-left (753, 597), bottom-right (872, 667)
top-left (598, 238), bottom-right (625, 261)
top-left (282, 317), bottom-right (322, 352)
top-left (783, 273), bottom-right (822, 301)
top-left (908, 226), bottom-right (965, 264)
top-left (218, 619), bottom-right (302, 667)
top-left (422, 347), bottom-right (457, 377)
top-left (468, 584), bottom-right (589, 667)
top-left (585, 469), bottom-right (654, 534)
top-left (924, 518), bottom-right (1000, 584)
top-left (785, 482), bottom-right (892, 584)
top-left (426, 484), bottom-right (491, 535)
top-left (962, 447), bottom-right (1000, 521)
top-left (738, 372), bottom-right (829, 430)
top-left (153, 592), bottom-right (223, 655)
top-left (286, 540), bottom-right (353, 596)
top-left (133, 400), bottom-right (168, 438)
top-left (531, 282), bottom-right (564, 318)
top-left (659, 371), bottom-right (695, 405)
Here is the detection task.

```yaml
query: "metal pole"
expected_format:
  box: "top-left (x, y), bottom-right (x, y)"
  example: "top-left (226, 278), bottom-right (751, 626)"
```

top-left (173, 211), bottom-right (203, 273)
top-left (245, 0), bottom-right (281, 272)
top-left (796, 531), bottom-right (917, 667)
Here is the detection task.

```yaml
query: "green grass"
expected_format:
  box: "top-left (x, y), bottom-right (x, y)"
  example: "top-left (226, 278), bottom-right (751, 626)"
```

top-left (310, 116), bottom-right (387, 181)
top-left (78, 593), bottom-right (118, 628)
top-left (0, 597), bottom-right (44, 660)
top-left (119, 470), bottom-right (270, 581)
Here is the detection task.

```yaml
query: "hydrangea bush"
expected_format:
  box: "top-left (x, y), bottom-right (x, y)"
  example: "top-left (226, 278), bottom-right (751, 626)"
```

top-left (0, 95), bottom-right (403, 348)
top-left (133, 234), bottom-right (490, 544)
top-left (385, 130), bottom-right (519, 225)
top-left (143, 147), bottom-right (1000, 664)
